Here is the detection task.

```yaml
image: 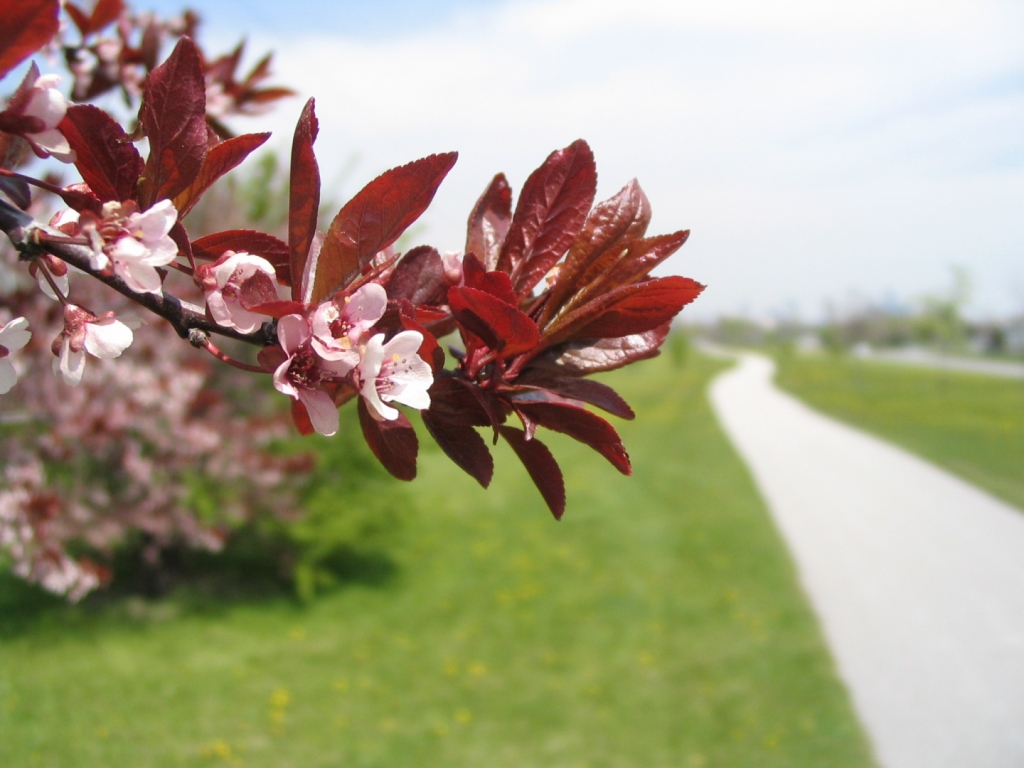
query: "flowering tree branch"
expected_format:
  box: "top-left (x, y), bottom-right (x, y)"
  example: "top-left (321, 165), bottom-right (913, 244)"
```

top-left (0, 198), bottom-right (274, 347)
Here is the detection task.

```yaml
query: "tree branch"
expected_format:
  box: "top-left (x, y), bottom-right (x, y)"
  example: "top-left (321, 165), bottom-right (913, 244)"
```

top-left (0, 199), bottom-right (277, 347)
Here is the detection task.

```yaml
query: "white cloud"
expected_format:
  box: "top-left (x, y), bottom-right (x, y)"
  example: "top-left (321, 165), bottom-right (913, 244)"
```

top-left (239, 0), bottom-right (1024, 319)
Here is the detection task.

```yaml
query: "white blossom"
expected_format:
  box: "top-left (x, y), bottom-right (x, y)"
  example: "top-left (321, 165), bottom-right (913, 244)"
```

top-left (310, 282), bottom-right (386, 363)
top-left (52, 306), bottom-right (134, 386)
top-left (356, 331), bottom-right (432, 421)
top-left (272, 314), bottom-right (355, 437)
top-left (22, 74), bottom-right (75, 163)
top-left (108, 200), bottom-right (179, 294)
top-left (200, 250), bottom-right (278, 333)
top-left (0, 317), bottom-right (31, 394)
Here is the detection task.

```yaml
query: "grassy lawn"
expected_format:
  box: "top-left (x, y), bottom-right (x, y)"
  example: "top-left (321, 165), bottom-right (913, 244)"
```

top-left (0, 352), bottom-right (874, 768)
top-left (776, 353), bottom-right (1024, 511)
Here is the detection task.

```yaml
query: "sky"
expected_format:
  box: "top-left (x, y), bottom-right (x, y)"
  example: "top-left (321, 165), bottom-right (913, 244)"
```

top-left (149, 0), bottom-right (1024, 321)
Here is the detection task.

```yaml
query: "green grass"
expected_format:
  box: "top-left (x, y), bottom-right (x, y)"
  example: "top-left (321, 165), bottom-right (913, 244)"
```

top-left (776, 353), bottom-right (1024, 510)
top-left (0, 353), bottom-right (874, 767)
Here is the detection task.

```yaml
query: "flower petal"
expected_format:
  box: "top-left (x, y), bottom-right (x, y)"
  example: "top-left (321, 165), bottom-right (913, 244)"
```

top-left (298, 388), bottom-right (340, 436)
top-left (58, 340), bottom-right (86, 386)
top-left (0, 360), bottom-right (18, 395)
top-left (0, 317), bottom-right (32, 351)
top-left (277, 314), bottom-right (310, 354)
top-left (83, 319), bottom-right (133, 359)
top-left (115, 259), bottom-right (163, 294)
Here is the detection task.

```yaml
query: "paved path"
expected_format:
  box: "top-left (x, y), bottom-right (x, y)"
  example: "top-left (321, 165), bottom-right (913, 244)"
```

top-left (708, 353), bottom-right (1024, 768)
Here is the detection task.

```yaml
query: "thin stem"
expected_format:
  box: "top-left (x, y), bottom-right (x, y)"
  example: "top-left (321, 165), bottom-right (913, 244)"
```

top-left (165, 260), bottom-right (195, 276)
top-left (36, 263), bottom-right (71, 308)
top-left (199, 337), bottom-right (267, 373)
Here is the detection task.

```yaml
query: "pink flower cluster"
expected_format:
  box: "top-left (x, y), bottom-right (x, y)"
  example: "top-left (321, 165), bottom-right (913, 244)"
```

top-left (271, 283), bottom-right (433, 436)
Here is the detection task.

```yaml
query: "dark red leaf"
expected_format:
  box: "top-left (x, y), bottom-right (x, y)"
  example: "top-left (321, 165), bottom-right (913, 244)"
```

top-left (242, 299), bottom-right (304, 319)
top-left (0, 0), bottom-right (59, 80)
top-left (497, 140), bottom-right (597, 297)
top-left (63, 2), bottom-right (90, 36)
top-left (531, 325), bottom-right (671, 376)
top-left (466, 173), bottom-right (512, 271)
top-left (291, 398), bottom-right (315, 436)
top-left (597, 230), bottom-right (690, 294)
top-left (173, 132), bottom-right (270, 218)
top-left (421, 414), bottom-right (493, 488)
top-left (191, 230), bottom-right (290, 284)
top-left (516, 402), bottom-right (631, 475)
top-left (542, 180), bottom-right (651, 326)
top-left (544, 276), bottom-right (704, 347)
top-left (86, 0), bottom-right (123, 34)
top-left (237, 269), bottom-right (280, 310)
top-left (289, 98), bottom-right (320, 299)
top-left (312, 152), bottom-right (457, 304)
top-left (0, 112), bottom-right (44, 135)
top-left (498, 426), bottom-right (565, 519)
top-left (449, 286), bottom-right (539, 359)
top-left (510, 377), bottom-right (635, 419)
top-left (461, 253), bottom-right (518, 306)
top-left (257, 345), bottom-right (287, 373)
top-left (358, 399), bottom-right (418, 481)
top-left (168, 222), bottom-right (193, 269)
top-left (138, 36), bottom-right (208, 207)
top-left (0, 171), bottom-right (31, 209)
top-left (426, 378), bottom-right (492, 427)
top-left (60, 105), bottom-right (144, 202)
top-left (386, 245), bottom-right (446, 306)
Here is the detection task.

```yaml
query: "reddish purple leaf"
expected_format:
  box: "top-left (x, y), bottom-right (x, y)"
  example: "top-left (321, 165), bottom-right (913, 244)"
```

top-left (242, 300), bottom-right (305, 319)
top-left (358, 400), bottom-right (419, 481)
top-left (312, 152), bottom-right (458, 304)
top-left (531, 325), bottom-right (671, 376)
top-left (291, 399), bottom-right (315, 436)
top-left (499, 426), bottom-right (565, 519)
top-left (173, 132), bottom-right (270, 218)
top-left (449, 287), bottom-right (539, 359)
top-left (497, 140), bottom-right (597, 297)
top-left (191, 230), bottom-right (290, 283)
top-left (138, 37), bottom-right (208, 207)
top-left (0, 112), bottom-right (44, 136)
top-left (544, 276), bottom-right (704, 348)
top-left (466, 173), bottom-right (512, 271)
top-left (237, 269), bottom-right (281, 310)
top-left (0, 0), bottom-right (59, 80)
top-left (426, 378), bottom-right (493, 427)
top-left (289, 98), bottom-right (320, 299)
top-left (581, 230), bottom-right (689, 309)
top-left (510, 377), bottom-right (635, 420)
top-left (257, 346), bottom-right (287, 373)
top-left (386, 246), bottom-right (447, 306)
top-left (461, 253), bottom-right (518, 306)
top-left (60, 105), bottom-right (144, 203)
top-left (421, 414), bottom-right (493, 488)
top-left (0, 171), bottom-right (31, 209)
top-left (515, 402), bottom-right (631, 475)
top-left (543, 180), bottom-right (651, 325)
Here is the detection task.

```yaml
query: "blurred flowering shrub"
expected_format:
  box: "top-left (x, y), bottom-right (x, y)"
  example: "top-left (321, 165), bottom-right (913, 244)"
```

top-left (0, 0), bottom-right (704, 601)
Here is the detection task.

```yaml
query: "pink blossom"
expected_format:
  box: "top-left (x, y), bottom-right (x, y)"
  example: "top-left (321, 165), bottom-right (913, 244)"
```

top-left (21, 75), bottom-right (76, 163)
top-left (441, 250), bottom-right (465, 286)
top-left (197, 250), bottom-right (278, 333)
top-left (51, 305), bottom-right (134, 386)
top-left (272, 314), bottom-right (356, 437)
top-left (0, 317), bottom-right (31, 395)
top-left (107, 200), bottom-right (179, 294)
top-left (357, 331), bottom-right (433, 421)
top-left (310, 282), bottom-right (387, 363)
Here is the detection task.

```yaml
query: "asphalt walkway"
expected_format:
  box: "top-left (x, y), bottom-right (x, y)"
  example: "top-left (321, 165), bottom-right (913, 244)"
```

top-left (708, 353), bottom-right (1024, 768)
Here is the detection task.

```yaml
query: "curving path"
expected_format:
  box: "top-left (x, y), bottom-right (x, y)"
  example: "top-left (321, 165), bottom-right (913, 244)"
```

top-left (708, 352), bottom-right (1024, 768)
